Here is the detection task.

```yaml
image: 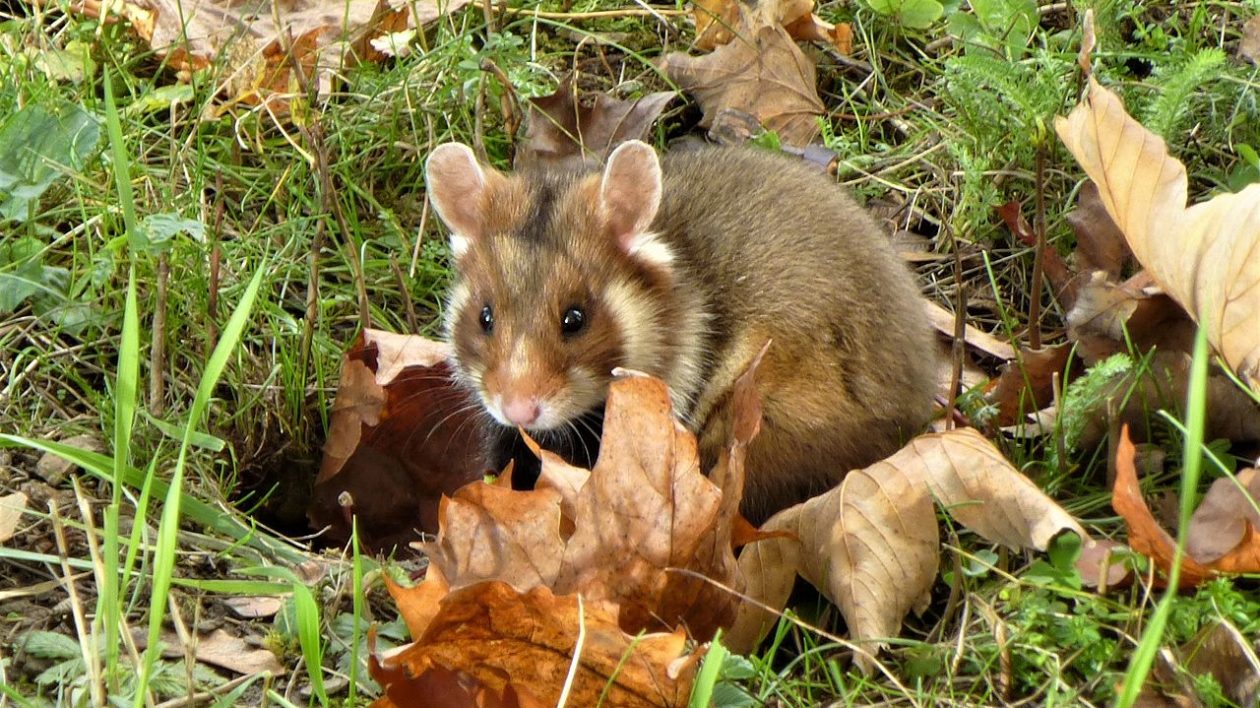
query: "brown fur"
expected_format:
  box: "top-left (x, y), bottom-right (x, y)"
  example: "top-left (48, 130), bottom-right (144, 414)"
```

top-left (427, 143), bottom-right (937, 524)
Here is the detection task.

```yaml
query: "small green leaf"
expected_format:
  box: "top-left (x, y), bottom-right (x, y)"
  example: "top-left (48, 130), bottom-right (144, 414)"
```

top-left (132, 213), bottom-right (206, 255)
top-left (867, 0), bottom-right (944, 29)
top-left (0, 103), bottom-right (100, 223)
top-left (124, 84), bottom-right (196, 118)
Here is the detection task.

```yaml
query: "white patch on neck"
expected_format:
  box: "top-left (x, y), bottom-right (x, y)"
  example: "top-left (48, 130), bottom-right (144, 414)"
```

top-left (603, 278), bottom-right (709, 418)
top-left (624, 231), bottom-right (675, 271)
top-left (449, 233), bottom-right (470, 259)
top-left (443, 280), bottom-right (471, 340)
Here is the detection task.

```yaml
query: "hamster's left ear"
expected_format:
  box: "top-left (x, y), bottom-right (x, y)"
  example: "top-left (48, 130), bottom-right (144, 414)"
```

top-left (425, 143), bottom-right (505, 257)
top-left (599, 140), bottom-right (663, 255)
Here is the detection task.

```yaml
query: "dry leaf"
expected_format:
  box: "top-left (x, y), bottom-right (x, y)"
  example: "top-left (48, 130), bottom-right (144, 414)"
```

top-left (1182, 619), bottom-right (1260, 706)
top-left (223, 596), bottom-right (284, 619)
top-left (983, 343), bottom-right (1077, 427)
top-left (516, 79), bottom-right (675, 168)
top-left (1112, 427), bottom-right (1216, 587)
top-left (1068, 181), bottom-right (1133, 280)
top-left (0, 492), bottom-right (28, 543)
top-left (661, 24), bottom-right (825, 146)
top-left (60, 0), bottom-right (469, 112)
top-left (694, 0), bottom-right (740, 51)
top-left (924, 300), bottom-right (1015, 361)
top-left (1066, 271), bottom-right (1195, 365)
top-left (406, 371), bottom-right (751, 639)
top-left (308, 330), bottom-right (486, 551)
top-left (1185, 468), bottom-right (1260, 566)
top-left (194, 629), bottom-right (285, 676)
top-left (729, 428), bottom-right (1086, 665)
top-left (1055, 78), bottom-right (1260, 391)
top-left (1239, 15), bottom-right (1260, 64)
top-left (1075, 538), bottom-right (1133, 589)
top-left (371, 582), bottom-right (697, 707)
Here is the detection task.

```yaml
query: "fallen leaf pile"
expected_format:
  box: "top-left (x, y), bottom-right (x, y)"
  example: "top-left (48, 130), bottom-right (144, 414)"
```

top-left (1112, 426), bottom-right (1260, 586)
top-left (661, 0), bottom-right (849, 146)
top-left (515, 77), bottom-right (675, 168)
top-left (723, 427), bottom-right (1088, 669)
top-left (308, 329), bottom-right (486, 551)
top-left (1057, 78), bottom-right (1260, 392)
top-left (54, 0), bottom-right (469, 112)
top-left (368, 366), bottom-right (760, 706)
top-left (984, 79), bottom-right (1260, 448)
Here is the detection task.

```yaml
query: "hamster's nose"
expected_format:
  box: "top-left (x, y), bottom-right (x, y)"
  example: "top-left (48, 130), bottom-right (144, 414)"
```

top-left (503, 396), bottom-right (541, 427)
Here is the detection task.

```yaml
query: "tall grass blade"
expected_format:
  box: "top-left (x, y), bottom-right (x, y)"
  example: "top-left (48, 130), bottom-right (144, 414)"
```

top-left (1117, 325), bottom-right (1210, 706)
top-left (134, 265), bottom-right (267, 707)
top-left (101, 67), bottom-right (143, 693)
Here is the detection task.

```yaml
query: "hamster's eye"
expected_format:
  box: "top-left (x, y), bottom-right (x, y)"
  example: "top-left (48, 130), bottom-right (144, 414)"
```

top-left (560, 306), bottom-right (586, 335)
top-left (479, 305), bottom-right (494, 333)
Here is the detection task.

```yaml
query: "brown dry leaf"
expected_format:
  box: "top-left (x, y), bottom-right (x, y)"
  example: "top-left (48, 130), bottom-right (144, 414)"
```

top-left (1112, 427), bottom-right (1216, 587)
top-left (368, 662), bottom-right (540, 708)
top-left (371, 582), bottom-right (696, 708)
top-left (63, 0), bottom-right (468, 112)
top-left (1068, 181), bottom-right (1133, 280)
top-left (1062, 351), bottom-right (1260, 455)
top-left (1056, 78), bottom-right (1260, 392)
top-left (408, 371), bottom-right (751, 640)
top-left (694, 0), bottom-right (851, 54)
top-left (1239, 15), bottom-right (1260, 64)
top-left (729, 428), bottom-right (1086, 665)
top-left (1066, 271), bottom-right (1196, 365)
top-left (223, 596), bottom-right (284, 619)
top-left (516, 79), bottom-right (675, 168)
top-left (308, 331), bottom-right (486, 551)
top-left (384, 568), bottom-right (450, 641)
top-left (1075, 538), bottom-right (1133, 589)
top-left (924, 300), bottom-right (1016, 361)
top-left (1185, 468), bottom-right (1260, 568)
top-left (661, 23), bottom-right (825, 146)
top-left (429, 482), bottom-right (567, 591)
top-left (694, 0), bottom-right (740, 51)
top-left (0, 492), bottom-right (28, 544)
top-left (1182, 619), bottom-right (1260, 706)
top-left (983, 343), bottom-right (1077, 427)
top-left (194, 629), bottom-right (285, 676)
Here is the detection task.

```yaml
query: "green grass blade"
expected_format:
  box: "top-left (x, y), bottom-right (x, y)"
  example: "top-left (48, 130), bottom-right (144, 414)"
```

top-left (689, 631), bottom-right (728, 708)
top-left (1117, 325), bottom-right (1210, 706)
top-left (0, 436), bottom-right (305, 564)
top-left (348, 518), bottom-right (363, 704)
top-left (134, 265), bottom-right (267, 707)
top-left (293, 580), bottom-right (328, 704)
top-left (102, 70), bottom-right (138, 235)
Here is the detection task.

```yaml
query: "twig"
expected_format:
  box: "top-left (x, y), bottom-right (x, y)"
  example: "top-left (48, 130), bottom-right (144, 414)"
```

top-left (947, 225), bottom-right (967, 429)
top-left (208, 172), bottom-right (224, 346)
top-left (50, 499), bottom-right (105, 707)
top-left (150, 253), bottom-right (168, 414)
top-left (499, 6), bottom-right (686, 19)
top-left (390, 254), bottom-right (419, 333)
top-left (1027, 147), bottom-right (1047, 348)
top-left (481, 0), bottom-right (497, 34)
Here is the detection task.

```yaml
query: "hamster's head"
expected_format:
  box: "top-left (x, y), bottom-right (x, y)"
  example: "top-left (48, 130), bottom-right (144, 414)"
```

top-left (425, 141), bottom-right (678, 433)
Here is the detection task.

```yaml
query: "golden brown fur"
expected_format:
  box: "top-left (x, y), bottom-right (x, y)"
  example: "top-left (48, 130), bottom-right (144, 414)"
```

top-left (425, 142), bottom-right (936, 523)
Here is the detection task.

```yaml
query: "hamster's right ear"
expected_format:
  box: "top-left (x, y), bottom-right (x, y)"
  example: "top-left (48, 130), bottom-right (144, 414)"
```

top-left (425, 143), bottom-right (503, 257)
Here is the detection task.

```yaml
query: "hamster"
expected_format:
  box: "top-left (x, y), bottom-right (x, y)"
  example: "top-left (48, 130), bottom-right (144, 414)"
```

top-left (424, 140), bottom-right (937, 524)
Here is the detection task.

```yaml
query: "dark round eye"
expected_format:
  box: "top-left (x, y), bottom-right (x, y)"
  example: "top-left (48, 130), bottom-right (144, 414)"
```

top-left (560, 306), bottom-right (586, 335)
top-left (479, 305), bottom-right (494, 333)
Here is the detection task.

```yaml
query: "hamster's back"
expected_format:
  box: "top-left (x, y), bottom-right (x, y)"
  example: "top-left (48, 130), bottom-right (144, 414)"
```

top-left (655, 147), bottom-right (936, 521)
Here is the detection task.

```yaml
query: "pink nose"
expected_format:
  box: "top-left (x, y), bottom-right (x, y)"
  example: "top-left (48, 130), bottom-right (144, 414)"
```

top-left (502, 396), bottom-right (541, 427)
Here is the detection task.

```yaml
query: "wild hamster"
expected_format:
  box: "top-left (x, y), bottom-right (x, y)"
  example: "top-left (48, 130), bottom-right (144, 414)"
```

top-left (424, 140), bottom-right (936, 524)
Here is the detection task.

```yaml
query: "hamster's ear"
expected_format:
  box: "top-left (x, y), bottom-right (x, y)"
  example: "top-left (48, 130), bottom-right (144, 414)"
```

top-left (426, 143), bottom-right (502, 257)
top-left (600, 140), bottom-right (663, 255)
